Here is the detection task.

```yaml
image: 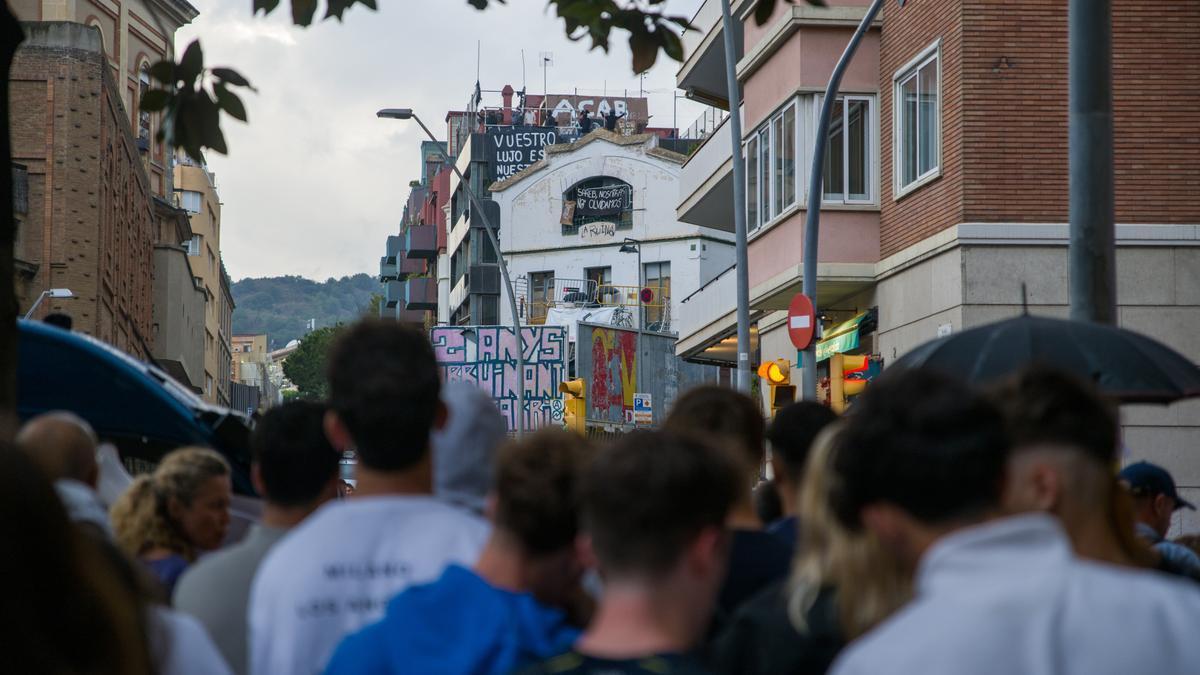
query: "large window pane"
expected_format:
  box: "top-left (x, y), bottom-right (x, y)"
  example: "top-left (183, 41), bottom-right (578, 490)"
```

top-left (782, 105), bottom-right (796, 208)
top-left (917, 60), bottom-right (939, 176)
top-left (746, 138), bottom-right (759, 229)
top-left (824, 99), bottom-right (845, 200)
top-left (759, 129), bottom-right (770, 220)
top-left (772, 115), bottom-right (785, 216)
top-left (847, 98), bottom-right (869, 200)
top-left (901, 75), bottom-right (918, 187)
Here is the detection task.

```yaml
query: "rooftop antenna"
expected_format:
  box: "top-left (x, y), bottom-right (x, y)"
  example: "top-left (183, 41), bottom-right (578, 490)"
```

top-left (539, 51), bottom-right (553, 103)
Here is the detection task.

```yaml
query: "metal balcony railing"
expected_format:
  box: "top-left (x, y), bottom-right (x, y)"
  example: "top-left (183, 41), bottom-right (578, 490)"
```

top-left (523, 279), bottom-right (671, 330)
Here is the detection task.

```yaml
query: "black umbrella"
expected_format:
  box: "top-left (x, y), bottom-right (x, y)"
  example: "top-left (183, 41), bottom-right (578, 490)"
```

top-left (891, 314), bottom-right (1200, 403)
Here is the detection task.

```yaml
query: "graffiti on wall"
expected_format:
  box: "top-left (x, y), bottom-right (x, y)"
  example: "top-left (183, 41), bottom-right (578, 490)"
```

top-left (587, 327), bottom-right (638, 425)
top-left (430, 326), bottom-right (568, 431)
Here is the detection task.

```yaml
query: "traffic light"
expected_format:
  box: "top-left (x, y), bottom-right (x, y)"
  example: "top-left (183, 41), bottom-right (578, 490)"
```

top-left (559, 378), bottom-right (586, 435)
top-left (757, 359), bottom-right (796, 415)
top-left (829, 353), bottom-right (869, 414)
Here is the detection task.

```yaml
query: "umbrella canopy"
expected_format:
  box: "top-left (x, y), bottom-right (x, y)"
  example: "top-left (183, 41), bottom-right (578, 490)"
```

top-left (891, 314), bottom-right (1200, 403)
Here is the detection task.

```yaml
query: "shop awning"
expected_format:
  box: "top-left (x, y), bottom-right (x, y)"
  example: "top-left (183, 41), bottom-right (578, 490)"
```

top-left (816, 312), bottom-right (868, 362)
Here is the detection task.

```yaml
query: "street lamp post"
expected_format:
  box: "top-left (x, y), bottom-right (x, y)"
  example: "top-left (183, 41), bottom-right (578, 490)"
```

top-left (377, 108), bottom-right (528, 436)
top-left (23, 288), bottom-right (74, 320)
top-left (619, 238), bottom-right (642, 409)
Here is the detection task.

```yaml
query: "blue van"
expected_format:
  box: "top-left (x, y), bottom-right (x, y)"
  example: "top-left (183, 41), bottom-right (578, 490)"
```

top-left (17, 320), bottom-right (255, 495)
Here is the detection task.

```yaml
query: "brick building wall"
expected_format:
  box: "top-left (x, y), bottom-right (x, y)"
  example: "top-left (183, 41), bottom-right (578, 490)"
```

top-left (11, 23), bottom-right (155, 359)
top-left (881, 0), bottom-right (1200, 258)
top-left (878, 0), bottom-right (963, 258)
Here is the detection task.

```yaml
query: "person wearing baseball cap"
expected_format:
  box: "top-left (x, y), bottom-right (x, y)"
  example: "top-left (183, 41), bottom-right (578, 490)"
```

top-left (1119, 461), bottom-right (1200, 579)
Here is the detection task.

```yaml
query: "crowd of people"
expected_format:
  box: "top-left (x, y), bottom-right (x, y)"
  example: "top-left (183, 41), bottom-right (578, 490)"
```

top-left (8, 318), bottom-right (1200, 675)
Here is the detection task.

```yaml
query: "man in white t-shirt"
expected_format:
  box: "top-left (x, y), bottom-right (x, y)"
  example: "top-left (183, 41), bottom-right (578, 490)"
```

top-left (248, 321), bottom-right (489, 675)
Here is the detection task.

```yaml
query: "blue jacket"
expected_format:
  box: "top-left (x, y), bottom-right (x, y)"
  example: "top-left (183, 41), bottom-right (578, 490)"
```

top-left (324, 564), bottom-right (580, 675)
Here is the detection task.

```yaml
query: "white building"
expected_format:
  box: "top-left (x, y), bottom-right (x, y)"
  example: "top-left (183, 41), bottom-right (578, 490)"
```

top-left (484, 130), bottom-right (735, 336)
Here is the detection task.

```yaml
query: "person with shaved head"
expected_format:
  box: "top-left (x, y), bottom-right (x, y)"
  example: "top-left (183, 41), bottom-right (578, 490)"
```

top-left (17, 411), bottom-right (110, 537)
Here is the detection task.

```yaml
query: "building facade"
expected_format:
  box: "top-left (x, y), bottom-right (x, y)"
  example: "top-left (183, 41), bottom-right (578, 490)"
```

top-left (487, 130), bottom-right (734, 335)
top-left (231, 332), bottom-right (277, 411)
top-left (675, 0), bottom-right (1200, 530)
top-left (12, 0), bottom-right (214, 398)
top-left (12, 22), bottom-right (159, 358)
top-left (173, 157), bottom-right (230, 404)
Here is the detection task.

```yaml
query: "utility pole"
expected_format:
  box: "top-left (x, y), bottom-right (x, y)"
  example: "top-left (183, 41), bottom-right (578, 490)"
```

top-left (719, 0), bottom-right (751, 394)
top-left (1068, 0), bottom-right (1116, 324)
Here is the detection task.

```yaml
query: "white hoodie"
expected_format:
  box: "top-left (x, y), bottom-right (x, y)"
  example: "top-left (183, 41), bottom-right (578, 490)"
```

top-left (832, 514), bottom-right (1200, 675)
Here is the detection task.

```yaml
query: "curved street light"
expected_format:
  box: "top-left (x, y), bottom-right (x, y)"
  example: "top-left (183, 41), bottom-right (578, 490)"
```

top-left (23, 288), bottom-right (75, 320)
top-left (377, 108), bottom-right (528, 436)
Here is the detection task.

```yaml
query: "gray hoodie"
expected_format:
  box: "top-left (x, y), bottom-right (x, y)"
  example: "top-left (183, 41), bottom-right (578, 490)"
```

top-left (432, 383), bottom-right (508, 515)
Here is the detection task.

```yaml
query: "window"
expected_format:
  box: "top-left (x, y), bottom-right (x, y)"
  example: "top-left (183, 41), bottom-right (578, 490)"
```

top-left (563, 177), bottom-right (633, 236)
top-left (478, 296), bottom-right (499, 326)
top-left (187, 235), bottom-right (201, 256)
top-left (138, 64), bottom-right (152, 145)
top-left (746, 136), bottom-right (759, 228)
top-left (529, 271), bottom-right (555, 323)
top-left (744, 100), bottom-right (798, 229)
top-left (205, 374), bottom-right (213, 396)
top-left (642, 262), bottom-right (671, 330)
top-left (585, 266), bottom-right (612, 288)
top-left (823, 96), bottom-right (873, 203)
top-left (180, 190), bottom-right (202, 213)
top-left (894, 42), bottom-right (940, 194)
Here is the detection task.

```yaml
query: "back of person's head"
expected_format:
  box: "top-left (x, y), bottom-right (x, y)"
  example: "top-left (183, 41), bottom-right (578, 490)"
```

top-left (831, 368), bottom-right (1009, 530)
top-left (16, 411), bottom-right (99, 486)
top-left (766, 402), bottom-right (838, 485)
top-left (789, 425), bottom-right (910, 640)
top-left (665, 385), bottom-right (765, 473)
top-left (434, 382), bottom-right (509, 514)
top-left (988, 366), bottom-right (1118, 464)
top-left (326, 320), bottom-right (441, 471)
top-left (754, 480), bottom-right (783, 525)
top-left (43, 312), bottom-right (73, 330)
top-left (1, 448), bottom-right (154, 675)
top-left (110, 447), bottom-right (230, 560)
top-left (580, 430), bottom-right (740, 580)
top-left (493, 428), bottom-right (590, 555)
top-left (252, 401), bottom-right (340, 508)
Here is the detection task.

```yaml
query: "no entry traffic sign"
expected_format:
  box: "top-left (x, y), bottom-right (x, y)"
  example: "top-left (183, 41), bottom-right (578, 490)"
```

top-left (787, 293), bottom-right (816, 350)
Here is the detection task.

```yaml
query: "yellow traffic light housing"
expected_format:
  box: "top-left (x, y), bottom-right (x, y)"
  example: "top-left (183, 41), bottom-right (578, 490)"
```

top-left (559, 378), bottom-right (587, 435)
top-left (830, 353), bottom-right (870, 414)
top-left (757, 359), bottom-right (795, 415)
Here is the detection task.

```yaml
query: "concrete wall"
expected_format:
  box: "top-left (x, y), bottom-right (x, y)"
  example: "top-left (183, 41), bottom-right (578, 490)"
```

top-left (151, 244), bottom-right (205, 389)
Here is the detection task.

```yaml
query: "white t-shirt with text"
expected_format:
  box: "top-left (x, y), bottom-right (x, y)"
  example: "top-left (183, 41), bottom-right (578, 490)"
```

top-left (247, 495), bottom-right (489, 675)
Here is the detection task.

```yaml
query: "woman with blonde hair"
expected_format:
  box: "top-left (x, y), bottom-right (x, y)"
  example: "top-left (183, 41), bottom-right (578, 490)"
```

top-left (111, 446), bottom-right (232, 597)
top-left (711, 424), bottom-right (911, 675)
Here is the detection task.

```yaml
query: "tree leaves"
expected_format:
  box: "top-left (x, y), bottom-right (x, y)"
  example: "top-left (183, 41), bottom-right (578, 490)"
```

top-left (141, 39), bottom-right (254, 162)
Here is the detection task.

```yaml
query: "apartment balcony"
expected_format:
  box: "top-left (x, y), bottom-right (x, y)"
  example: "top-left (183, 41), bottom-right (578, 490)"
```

top-left (677, 108), bottom-right (736, 232)
top-left (380, 256), bottom-right (398, 281)
top-left (676, 0), bottom-right (743, 109)
top-left (405, 277), bottom-right (437, 311)
top-left (406, 223), bottom-right (437, 260)
top-left (384, 280), bottom-right (405, 308)
top-left (398, 255), bottom-right (425, 280)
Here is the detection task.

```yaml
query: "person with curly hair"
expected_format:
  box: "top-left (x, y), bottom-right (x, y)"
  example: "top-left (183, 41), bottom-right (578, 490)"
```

top-left (111, 446), bottom-right (232, 598)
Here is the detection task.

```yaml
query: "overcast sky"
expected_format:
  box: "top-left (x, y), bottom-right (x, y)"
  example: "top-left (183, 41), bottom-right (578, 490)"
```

top-left (179, 0), bottom-right (707, 282)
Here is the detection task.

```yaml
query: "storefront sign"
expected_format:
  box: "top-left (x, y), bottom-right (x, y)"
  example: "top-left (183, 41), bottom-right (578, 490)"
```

top-left (575, 184), bottom-right (632, 216)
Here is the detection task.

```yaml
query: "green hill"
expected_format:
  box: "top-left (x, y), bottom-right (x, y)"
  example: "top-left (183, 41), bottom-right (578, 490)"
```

top-left (231, 273), bottom-right (379, 349)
